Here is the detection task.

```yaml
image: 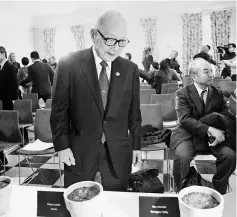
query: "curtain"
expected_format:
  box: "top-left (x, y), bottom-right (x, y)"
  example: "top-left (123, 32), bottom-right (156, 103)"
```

top-left (31, 27), bottom-right (40, 52)
top-left (210, 9), bottom-right (232, 72)
top-left (140, 17), bottom-right (157, 60)
top-left (43, 28), bottom-right (56, 57)
top-left (71, 25), bottom-right (85, 50)
top-left (182, 13), bottom-right (203, 75)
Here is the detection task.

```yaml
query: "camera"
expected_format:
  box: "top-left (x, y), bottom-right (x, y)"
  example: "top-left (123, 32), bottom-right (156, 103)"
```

top-left (216, 45), bottom-right (229, 54)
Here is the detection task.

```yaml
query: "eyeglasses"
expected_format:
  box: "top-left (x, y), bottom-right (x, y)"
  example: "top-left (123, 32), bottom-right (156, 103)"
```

top-left (97, 29), bottom-right (129, 47)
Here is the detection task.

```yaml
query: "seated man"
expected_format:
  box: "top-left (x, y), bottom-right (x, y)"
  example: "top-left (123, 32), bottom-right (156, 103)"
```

top-left (170, 58), bottom-right (236, 195)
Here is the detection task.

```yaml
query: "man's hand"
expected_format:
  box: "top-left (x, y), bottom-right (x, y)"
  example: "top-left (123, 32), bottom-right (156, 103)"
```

top-left (58, 148), bottom-right (76, 166)
top-left (207, 127), bottom-right (225, 146)
top-left (132, 150), bottom-right (142, 166)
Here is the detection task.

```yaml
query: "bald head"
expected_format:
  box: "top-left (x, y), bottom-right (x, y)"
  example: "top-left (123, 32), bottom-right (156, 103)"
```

top-left (91, 10), bottom-right (129, 62)
top-left (95, 10), bottom-right (128, 36)
top-left (200, 45), bottom-right (209, 53)
top-left (189, 58), bottom-right (208, 76)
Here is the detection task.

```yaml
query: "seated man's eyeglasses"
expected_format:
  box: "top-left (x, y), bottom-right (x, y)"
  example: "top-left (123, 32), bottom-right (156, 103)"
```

top-left (97, 29), bottom-right (129, 47)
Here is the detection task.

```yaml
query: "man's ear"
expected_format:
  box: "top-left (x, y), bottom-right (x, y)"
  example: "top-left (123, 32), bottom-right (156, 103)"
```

top-left (90, 29), bottom-right (97, 42)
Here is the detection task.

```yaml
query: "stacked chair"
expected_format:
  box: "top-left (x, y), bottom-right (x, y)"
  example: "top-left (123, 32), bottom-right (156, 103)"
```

top-left (140, 89), bottom-right (156, 104)
top-left (140, 104), bottom-right (171, 191)
top-left (0, 111), bottom-right (23, 175)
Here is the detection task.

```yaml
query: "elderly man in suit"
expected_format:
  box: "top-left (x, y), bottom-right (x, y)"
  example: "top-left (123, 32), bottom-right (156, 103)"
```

top-left (20, 51), bottom-right (54, 103)
top-left (50, 11), bottom-right (142, 191)
top-left (170, 58), bottom-right (236, 194)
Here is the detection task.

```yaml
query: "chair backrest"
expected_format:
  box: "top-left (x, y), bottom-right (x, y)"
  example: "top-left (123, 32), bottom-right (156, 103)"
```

top-left (140, 85), bottom-right (151, 89)
top-left (161, 83), bottom-right (178, 94)
top-left (218, 81), bottom-right (236, 94)
top-left (212, 76), bottom-right (223, 86)
top-left (34, 109), bottom-right (52, 142)
top-left (229, 95), bottom-right (236, 116)
top-left (23, 93), bottom-right (40, 112)
top-left (13, 100), bottom-right (33, 125)
top-left (151, 94), bottom-right (177, 121)
top-left (182, 76), bottom-right (193, 86)
top-left (0, 110), bottom-right (22, 143)
top-left (167, 87), bottom-right (179, 94)
top-left (140, 104), bottom-right (163, 129)
top-left (140, 89), bottom-right (156, 104)
top-left (45, 99), bottom-right (52, 108)
top-left (0, 101), bottom-right (2, 110)
top-left (213, 79), bottom-right (227, 88)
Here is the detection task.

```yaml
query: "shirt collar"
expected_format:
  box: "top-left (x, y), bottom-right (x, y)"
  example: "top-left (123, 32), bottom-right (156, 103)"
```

top-left (194, 82), bottom-right (208, 96)
top-left (0, 59), bottom-right (8, 69)
top-left (92, 46), bottom-right (111, 70)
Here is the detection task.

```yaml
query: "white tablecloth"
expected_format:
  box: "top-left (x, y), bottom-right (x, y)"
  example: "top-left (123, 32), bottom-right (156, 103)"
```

top-left (3, 185), bottom-right (236, 217)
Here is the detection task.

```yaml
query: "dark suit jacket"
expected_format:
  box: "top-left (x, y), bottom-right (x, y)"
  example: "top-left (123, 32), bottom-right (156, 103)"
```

top-left (50, 47), bottom-right (141, 178)
top-left (0, 60), bottom-right (18, 101)
top-left (20, 61), bottom-right (54, 95)
top-left (170, 83), bottom-right (233, 151)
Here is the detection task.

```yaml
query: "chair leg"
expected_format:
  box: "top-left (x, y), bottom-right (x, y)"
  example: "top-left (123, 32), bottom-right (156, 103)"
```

top-left (18, 154), bottom-right (21, 185)
top-left (3, 153), bottom-right (6, 176)
top-left (22, 127), bottom-right (25, 146)
top-left (165, 147), bottom-right (170, 192)
top-left (58, 155), bottom-right (62, 188)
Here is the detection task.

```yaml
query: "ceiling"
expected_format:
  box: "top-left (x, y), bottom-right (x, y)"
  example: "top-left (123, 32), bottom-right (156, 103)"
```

top-left (0, 1), bottom-right (236, 17)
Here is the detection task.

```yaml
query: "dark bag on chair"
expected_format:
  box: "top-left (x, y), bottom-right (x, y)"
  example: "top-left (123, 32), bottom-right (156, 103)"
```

top-left (128, 169), bottom-right (164, 193)
top-left (179, 166), bottom-right (213, 192)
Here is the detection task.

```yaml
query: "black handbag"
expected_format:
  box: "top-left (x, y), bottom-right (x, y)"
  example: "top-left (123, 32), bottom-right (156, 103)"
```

top-left (179, 166), bottom-right (213, 192)
top-left (128, 169), bottom-right (164, 193)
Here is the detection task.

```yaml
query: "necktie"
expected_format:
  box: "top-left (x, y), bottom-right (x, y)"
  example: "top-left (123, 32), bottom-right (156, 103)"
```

top-left (99, 61), bottom-right (109, 143)
top-left (99, 61), bottom-right (109, 109)
top-left (200, 90), bottom-right (207, 113)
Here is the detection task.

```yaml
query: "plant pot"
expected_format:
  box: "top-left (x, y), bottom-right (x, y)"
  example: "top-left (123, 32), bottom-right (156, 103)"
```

top-left (63, 181), bottom-right (103, 217)
top-left (0, 176), bottom-right (12, 215)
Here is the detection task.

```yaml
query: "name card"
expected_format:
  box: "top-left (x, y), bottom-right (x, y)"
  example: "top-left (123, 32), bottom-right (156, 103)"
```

top-left (139, 196), bottom-right (180, 217)
top-left (37, 191), bottom-right (70, 217)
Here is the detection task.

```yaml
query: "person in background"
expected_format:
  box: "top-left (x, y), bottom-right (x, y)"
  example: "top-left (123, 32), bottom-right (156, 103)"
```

top-left (8, 52), bottom-right (21, 70)
top-left (0, 46), bottom-right (18, 169)
top-left (170, 58), bottom-right (236, 194)
top-left (48, 56), bottom-right (57, 71)
top-left (125, 53), bottom-right (132, 61)
top-left (147, 61), bottom-right (159, 87)
top-left (222, 56), bottom-right (236, 81)
top-left (153, 58), bottom-right (181, 94)
top-left (169, 50), bottom-right (182, 76)
top-left (142, 47), bottom-right (153, 73)
top-left (194, 45), bottom-right (217, 66)
top-left (19, 51), bottom-right (54, 103)
top-left (220, 43), bottom-right (236, 61)
top-left (50, 10), bottom-right (142, 190)
top-left (18, 57), bottom-right (31, 95)
top-left (42, 59), bottom-right (48, 64)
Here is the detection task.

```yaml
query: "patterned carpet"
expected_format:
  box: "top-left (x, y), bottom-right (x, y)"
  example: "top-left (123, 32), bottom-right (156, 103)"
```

top-left (0, 99), bottom-right (236, 192)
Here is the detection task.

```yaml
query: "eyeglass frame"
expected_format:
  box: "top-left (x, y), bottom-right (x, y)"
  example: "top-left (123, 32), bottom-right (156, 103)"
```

top-left (96, 29), bottom-right (130, 47)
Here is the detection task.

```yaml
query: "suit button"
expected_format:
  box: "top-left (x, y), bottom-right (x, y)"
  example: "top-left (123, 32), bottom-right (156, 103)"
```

top-left (103, 121), bottom-right (107, 124)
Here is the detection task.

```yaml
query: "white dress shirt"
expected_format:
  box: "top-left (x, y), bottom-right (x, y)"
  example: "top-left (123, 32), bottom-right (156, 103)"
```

top-left (92, 46), bottom-right (112, 81)
top-left (194, 82), bottom-right (208, 105)
top-left (0, 59), bottom-right (7, 70)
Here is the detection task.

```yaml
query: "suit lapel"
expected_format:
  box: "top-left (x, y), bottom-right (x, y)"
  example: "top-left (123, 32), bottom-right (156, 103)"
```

top-left (81, 47), bottom-right (104, 116)
top-left (205, 86), bottom-right (216, 114)
top-left (188, 83), bottom-right (204, 115)
top-left (105, 57), bottom-right (125, 116)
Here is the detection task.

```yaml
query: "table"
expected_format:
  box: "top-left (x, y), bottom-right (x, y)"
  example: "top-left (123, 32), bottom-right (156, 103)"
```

top-left (3, 185), bottom-right (237, 217)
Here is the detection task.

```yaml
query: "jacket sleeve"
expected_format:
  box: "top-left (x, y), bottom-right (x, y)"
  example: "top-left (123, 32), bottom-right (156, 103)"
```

top-left (128, 65), bottom-right (142, 150)
top-left (48, 65), bottom-right (55, 85)
top-left (19, 66), bottom-right (32, 86)
top-left (175, 90), bottom-right (209, 138)
top-left (9, 64), bottom-right (18, 100)
top-left (50, 56), bottom-right (70, 152)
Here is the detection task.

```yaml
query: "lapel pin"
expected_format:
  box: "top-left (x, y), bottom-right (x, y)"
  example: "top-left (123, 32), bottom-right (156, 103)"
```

top-left (116, 72), bottom-right (120, 76)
